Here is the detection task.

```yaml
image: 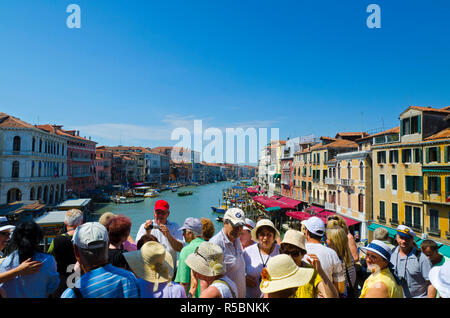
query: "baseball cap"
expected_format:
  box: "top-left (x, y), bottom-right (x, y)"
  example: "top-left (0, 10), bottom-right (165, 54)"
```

top-left (179, 217), bottom-right (203, 236)
top-left (72, 222), bottom-right (109, 249)
top-left (396, 225), bottom-right (415, 239)
top-left (0, 216), bottom-right (15, 232)
top-left (243, 218), bottom-right (256, 232)
top-left (154, 200), bottom-right (170, 211)
top-left (223, 208), bottom-right (246, 227)
top-left (302, 216), bottom-right (325, 237)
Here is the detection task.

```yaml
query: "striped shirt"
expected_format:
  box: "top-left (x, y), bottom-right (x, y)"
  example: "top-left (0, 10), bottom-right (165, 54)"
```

top-left (61, 264), bottom-right (140, 298)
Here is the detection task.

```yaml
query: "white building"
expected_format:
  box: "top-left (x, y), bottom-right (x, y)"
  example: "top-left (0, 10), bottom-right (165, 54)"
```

top-left (0, 113), bottom-right (68, 205)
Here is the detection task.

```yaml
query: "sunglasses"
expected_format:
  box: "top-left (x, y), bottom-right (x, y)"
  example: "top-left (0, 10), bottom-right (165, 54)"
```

top-left (0, 231), bottom-right (11, 238)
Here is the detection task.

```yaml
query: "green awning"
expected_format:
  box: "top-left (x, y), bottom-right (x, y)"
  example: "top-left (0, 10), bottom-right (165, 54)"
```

top-left (368, 223), bottom-right (397, 239)
top-left (265, 207), bottom-right (281, 213)
top-left (439, 244), bottom-right (450, 258)
top-left (423, 168), bottom-right (450, 173)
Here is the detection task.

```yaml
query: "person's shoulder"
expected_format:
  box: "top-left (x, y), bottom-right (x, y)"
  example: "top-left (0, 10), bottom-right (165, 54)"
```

top-left (104, 264), bottom-right (138, 281)
top-left (61, 288), bottom-right (75, 298)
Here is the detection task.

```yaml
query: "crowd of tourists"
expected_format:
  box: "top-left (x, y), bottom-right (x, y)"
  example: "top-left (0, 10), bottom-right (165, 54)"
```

top-left (0, 200), bottom-right (448, 299)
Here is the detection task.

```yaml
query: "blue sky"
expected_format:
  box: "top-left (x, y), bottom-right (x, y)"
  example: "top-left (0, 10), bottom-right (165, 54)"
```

top-left (1, 1), bottom-right (449, 163)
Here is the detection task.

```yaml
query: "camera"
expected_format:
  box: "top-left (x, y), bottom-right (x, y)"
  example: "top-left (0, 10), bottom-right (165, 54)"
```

top-left (145, 223), bottom-right (160, 231)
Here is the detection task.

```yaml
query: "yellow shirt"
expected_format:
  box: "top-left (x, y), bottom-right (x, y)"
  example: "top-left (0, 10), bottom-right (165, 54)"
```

top-left (294, 264), bottom-right (322, 298)
top-left (360, 268), bottom-right (404, 298)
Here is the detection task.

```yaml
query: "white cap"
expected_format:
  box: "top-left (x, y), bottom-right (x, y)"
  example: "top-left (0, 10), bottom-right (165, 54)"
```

top-left (302, 216), bottom-right (325, 237)
top-left (72, 222), bottom-right (109, 249)
top-left (0, 216), bottom-right (15, 232)
top-left (223, 208), bottom-right (246, 227)
top-left (243, 218), bottom-right (256, 232)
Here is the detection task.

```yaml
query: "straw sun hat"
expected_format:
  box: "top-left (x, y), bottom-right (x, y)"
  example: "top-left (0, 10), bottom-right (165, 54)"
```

top-left (259, 254), bottom-right (314, 294)
top-left (123, 241), bottom-right (174, 292)
top-left (251, 219), bottom-right (280, 242)
top-left (185, 241), bottom-right (226, 277)
top-left (281, 229), bottom-right (307, 251)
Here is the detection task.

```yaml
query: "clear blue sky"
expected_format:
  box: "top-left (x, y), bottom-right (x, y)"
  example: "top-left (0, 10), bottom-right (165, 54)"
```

top-left (1, 1), bottom-right (449, 163)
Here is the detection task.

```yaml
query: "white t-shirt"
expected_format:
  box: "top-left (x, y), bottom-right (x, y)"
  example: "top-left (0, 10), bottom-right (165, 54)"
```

top-left (135, 220), bottom-right (184, 268)
top-left (211, 275), bottom-right (238, 298)
top-left (243, 243), bottom-right (280, 298)
top-left (209, 229), bottom-right (246, 298)
top-left (304, 242), bottom-right (345, 284)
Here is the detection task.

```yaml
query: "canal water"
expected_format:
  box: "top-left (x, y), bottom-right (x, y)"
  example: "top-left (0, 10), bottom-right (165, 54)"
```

top-left (92, 181), bottom-right (234, 240)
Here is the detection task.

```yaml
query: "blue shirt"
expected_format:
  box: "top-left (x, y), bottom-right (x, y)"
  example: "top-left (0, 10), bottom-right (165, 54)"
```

top-left (0, 251), bottom-right (60, 298)
top-left (61, 264), bottom-right (140, 298)
top-left (137, 278), bottom-right (186, 298)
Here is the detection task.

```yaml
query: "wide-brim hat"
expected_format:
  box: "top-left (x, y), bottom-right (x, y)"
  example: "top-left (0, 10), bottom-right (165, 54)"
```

top-left (0, 216), bottom-right (15, 233)
top-left (260, 254), bottom-right (314, 294)
top-left (360, 240), bottom-right (392, 261)
top-left (124, 241), bottom-right (174, 291)
top-left (251, 219), bottom-right (280, 242)
top-left (429, 261), bottom-right (450, 298)
top-left (185, 241), bottom-right (226, 277)
top-left (281, 229), bottom-right (306, 251)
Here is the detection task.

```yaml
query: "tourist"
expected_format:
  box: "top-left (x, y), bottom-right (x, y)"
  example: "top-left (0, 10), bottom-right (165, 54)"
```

top-left (0, 221), bottom-right (59, 298)
top-left (373, 227), bottom-right (396, 251)
top-left (260, 254), bottom-right (314, 298)
top-left (280, 229), bottom-right (338, 298)
top-left (135, 200), bottom-right (183, 269)
top-left (325, 227), bottom-right (357, 297)
top-left (107, 215), bottom-right (132, 270)
top-left (209, 208), bottom-right (246, 298)
top-left (185, 241), bottom-right (238, 298)
top-left (124, 241), bottom-right (185, 298)
top-left (429, 260), bottom-right (450, 298)
top-left (200, 217), bottom-right (215, 241)
top-left (390, 225), bottom-right (434, 298)
top-left (421, 239), bottom-right (448, 267)
top-left (136, 234), bottom-right (159, 250)
top-left (61, 222), bottom-right (140, 298)
top-left (302, 217), bottom-right (345, 294)
top-left (47, 209), bottom-right (83, 297)
top-left (174, 217), bottom-right (204, 297)
top-left (326, 215), bottom-right (358, 262)
top-left (359, 240), bottom-right (403, 298)
top-left (99, 212), bottom-right (136, 252)
top-left (243, 219), bottom-right (280, 298)
top-left (239, 218), bottom-right (256, 250)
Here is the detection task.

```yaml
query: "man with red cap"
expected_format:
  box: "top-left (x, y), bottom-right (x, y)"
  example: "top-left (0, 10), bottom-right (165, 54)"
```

top-left (135, 200), bottom-right (184, 270)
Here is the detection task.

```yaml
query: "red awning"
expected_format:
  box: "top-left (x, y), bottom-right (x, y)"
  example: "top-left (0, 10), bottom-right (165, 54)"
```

top-left (253, 196), bottom-right (292, 209)
top-left (306, 206), bottom-right (325, 214)
top-left (277, 197), bottom-right (304, 208)
top-left (286, 211), bottom-right (311, 221)
top-left (317, 210), bottom-right (361, 227)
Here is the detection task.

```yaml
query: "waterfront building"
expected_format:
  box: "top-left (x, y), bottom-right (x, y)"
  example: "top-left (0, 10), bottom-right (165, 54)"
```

top-left (370, 106), bottom-right (450, 246)
top-left (111, 154), bottom-right (126, 185)
top-left (38, 125), bottom-right (97, 196)
top-left (266, 140), bottom-right (285, 197)
top-left (95, 146), bottom-right (113, 187)
top-left (0, 113), bottom-right (68, 205)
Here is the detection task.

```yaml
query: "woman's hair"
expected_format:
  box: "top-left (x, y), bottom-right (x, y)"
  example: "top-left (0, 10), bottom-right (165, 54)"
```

top-left (98, 212), bottom-right (115, 227)
top-left (256, 226), bottom-right (276, 239)
top-left (10, 221), bottom-right (43, 263)
top-left (200, 218), bottom-right (215, 241)
top-left (136, 234), bottom-right (158, 250)
top-left (326, 216), bottom-right (349, 234)
top-left (326, 227), bottom-right (352, 267)
top-left (107, 215), bottom-right (131, 246)
top-left (279, 242), bottom-right (306, 257)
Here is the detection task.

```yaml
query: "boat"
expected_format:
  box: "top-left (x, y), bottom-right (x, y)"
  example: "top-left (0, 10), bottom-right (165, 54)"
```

top-left (144, 190), bottom-right (159, 198)
top-left (171, 188), bottom-right (177, 192)
top-left (112, 196), bottom-right (144, 204)
top-left (216, 216), bottom-right (223, 223)
top-left (211, 206), bottom-right (226, 214)
top-left (177, 191), bottom-right (193, 196)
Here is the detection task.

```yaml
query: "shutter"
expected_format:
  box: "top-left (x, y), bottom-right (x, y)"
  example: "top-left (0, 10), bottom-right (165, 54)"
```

top-left (400, 119), bottom-right (404, 136)
top-left (427, 176), bottom-right (431, 193)
top-left (417, 115), bottom-right (421, 134)
top-left (437, 147), bottom-right (441, 163)
top-left (426, 148), bottom-right (430, 163)
top-left (406, 176), bottom-right (413, 192)
top-left (419, 176), bottom-right (423, 192)
top-left (445, 146), bottom-right (449, 163)
top-left (437, 177), bottom-right (441, 196)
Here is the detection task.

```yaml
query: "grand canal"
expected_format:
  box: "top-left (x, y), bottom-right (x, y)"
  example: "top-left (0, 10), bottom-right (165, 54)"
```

top-left (92, 181), bottom-right (234, 240)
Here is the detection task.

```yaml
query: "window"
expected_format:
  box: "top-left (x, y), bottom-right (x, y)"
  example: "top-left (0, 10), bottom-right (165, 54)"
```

top-left (428, 176), bottom-right (441, 195)
top-left (405, 206), bottom-right (413, 226)
top-left (379, 201), bottom-right (385, 220)
top-left (402, 149), bottom-right (412, 163)
top-left (387, 134), bottom-right (400, 143)
top-left (380, 174), bottom-right (385, 189)
top-left (348, 193), bottom-right (351, 210)
top-left (392, 175), bottom-right (398, 190)
top-left (375, 136), bottom-right (386, 144)
top-left (13, 136), bottom-right (21, 152)
top-left (392, 203), bottom-right (398, 223)
top-left (405, 176), bottom-right (422, 193)
top-left (359, 162), bottom-right (364, 180)
top-left (347, 163), bottom-right (351, 179)
top-left (414, 149), bottom-right (422, 163)
top-left (446, 177), bottom-right (450, 198)
top-left (318, 153), bottom-right (321, 164)
top-left (430, 209), bottom-right (439, 231)
top-left (402, 117), bottom-right (411, 135)
top-left (323, 170), bottom-right (327, 181)
top-left (32, 138), bottom-right (35, 152)
top-left (445, 146), bottom-right (450, 163)
top-left (389, 150), bottom-right (399, 163)
top-left (413, 207), bottom-right (421, 229)
top-left (410, 116), bottom-right (420, 134)
top-left (401, 115), bottom-right (421, 135)
top-left (358, 193), bottom-right (364, 212)
top-left (12, 161), bottom-right (19, 178)
top-left (377, 151), bottom-right (386, 164)
top-left (427, 147), bottom-right (440, 163)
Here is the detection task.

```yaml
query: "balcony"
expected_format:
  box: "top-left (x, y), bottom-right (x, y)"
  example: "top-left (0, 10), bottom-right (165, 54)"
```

top-left (340, 179), bottom-right (354, 187)
top-left (376, 215), bottom-right (386, 224)
top-left (309, 197), bottom-right (325, 206)
top-left (324, 177), bottom-right (336, 185)
top-left (389, 218), bottom-right (399, 226)
top-left (325, 202), bottom-right (335, 211)
top-left (422, 191), bottom-right (450, 205)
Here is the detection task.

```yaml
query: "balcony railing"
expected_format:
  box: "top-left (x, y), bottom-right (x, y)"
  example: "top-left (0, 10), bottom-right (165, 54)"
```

top-left (340, 179), bottom-right (354, 187)
top-left (325, 202), bottom-right (335, 211)
top-left (422, 191), bottom-right (450, 205)
top-left (426, 227), bottom-right (441, 237)
top-left (324, 177), bottom-right (336, 185)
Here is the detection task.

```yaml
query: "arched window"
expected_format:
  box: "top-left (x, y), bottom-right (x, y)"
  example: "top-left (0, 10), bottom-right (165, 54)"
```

top-left (347, 162), bottom-right (351, 179)
top-left (358, 193), bottom-right (364, 212)
top-left (12, 161), bottom-right (19, 178)
top-left (37, 186), bottom-right (42, 200)
top-left (39, 139), bottom-right (42, 152)
top-left (32, 137), bottom-right (36, 152)
top-left (13, 136), bottom-right (21, 152)
top-left (359, 162), bottom-right (364, 181)
top-left (348, 192), bottom-right (352, 210)
top-left (337, 164), bottom-right (341, 179)
top-left (7, 188), bottom-right (22, 203)
top-left (30, 187), bottom-right (35, 200)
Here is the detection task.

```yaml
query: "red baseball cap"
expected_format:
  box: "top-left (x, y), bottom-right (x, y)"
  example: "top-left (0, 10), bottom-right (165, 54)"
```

top-left (154, 200), bottom-right (170, 211)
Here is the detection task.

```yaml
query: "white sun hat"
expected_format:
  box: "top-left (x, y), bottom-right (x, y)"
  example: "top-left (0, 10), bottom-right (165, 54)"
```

top-left (185, 241), bottom-right (226, 277)
top-left (251, 219), bottom-right (280, 242)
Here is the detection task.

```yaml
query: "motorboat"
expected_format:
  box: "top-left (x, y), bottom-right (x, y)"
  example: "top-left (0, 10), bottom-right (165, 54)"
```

top-left (177, 191), bottom-right (193, 197)
top-left (144, 190), bottom-right (159, 198)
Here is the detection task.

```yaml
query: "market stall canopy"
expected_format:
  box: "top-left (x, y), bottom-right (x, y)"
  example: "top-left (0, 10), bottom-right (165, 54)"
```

top-left (286, 210), bottom-right (311, 221)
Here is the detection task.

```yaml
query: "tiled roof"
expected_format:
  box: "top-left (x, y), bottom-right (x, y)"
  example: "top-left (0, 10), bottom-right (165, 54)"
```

top-left (335, 132), bottom-right (369, 138)
top-left (356, 126), bottom-right (400, 142)
top-left (424, 128), bottom-right (450, 141)
top-left (405, 106), bottom-right (450, 115)
top-left (0, 113), bottom-right (39, 130)
top-left (313, 139), bottom-right (358, 151)
top-left (37, 124), bottom-right (96, 143)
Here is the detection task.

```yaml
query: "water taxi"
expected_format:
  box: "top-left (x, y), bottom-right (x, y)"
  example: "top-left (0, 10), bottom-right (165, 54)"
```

top-left (144, 190), bottom-right (159, 198)
top-left (177, 190), bottom-right (193, 196)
